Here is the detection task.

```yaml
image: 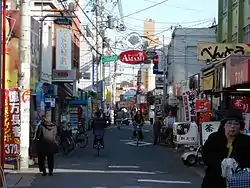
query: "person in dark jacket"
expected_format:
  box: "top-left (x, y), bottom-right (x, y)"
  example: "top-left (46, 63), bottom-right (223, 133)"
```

top-left (92, 111), bottom-right (107, 148)
top-left (202, 109), bottom-right (250, 188)
top-left (133, 111), bottom-right (144, 139)
top-left (36, 115), bottom-right (57, 176)
top-left (153, 118), bottom-right (162, 145)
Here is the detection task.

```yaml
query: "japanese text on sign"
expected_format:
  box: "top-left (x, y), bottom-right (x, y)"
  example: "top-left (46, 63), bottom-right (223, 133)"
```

top-left (4, 89), bottom-right (21, 157)
top-left (197, 43), bottom-right (250, 62)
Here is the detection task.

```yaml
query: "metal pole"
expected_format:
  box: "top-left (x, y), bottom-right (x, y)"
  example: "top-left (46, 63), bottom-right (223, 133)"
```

top-left (19, 0), bottom-right (31, 169)
top-left (38, 20), bottom-right (44, 81)
top-left (95, 0), bottom-right (100, 107)
top-left (0, 0), bottom-right (6, 168)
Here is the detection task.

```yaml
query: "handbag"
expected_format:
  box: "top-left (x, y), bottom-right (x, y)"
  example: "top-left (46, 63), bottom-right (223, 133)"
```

top-left (228, 167), bottom-right (250, 188)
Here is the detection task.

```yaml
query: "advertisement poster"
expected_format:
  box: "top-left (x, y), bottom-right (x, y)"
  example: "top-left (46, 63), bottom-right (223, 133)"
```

top-left (4, 10), bottom-right (21, 161)
top-left (173, 122), bottom-right (199, 145)
top-left (4, 10), bottom-right (39, 161)
top-left (201, 121), bottom-right (220, 145)
top-left (196, 99), bottom-right (211, 126)
top-left (4, 89), bottom-right (21, 162)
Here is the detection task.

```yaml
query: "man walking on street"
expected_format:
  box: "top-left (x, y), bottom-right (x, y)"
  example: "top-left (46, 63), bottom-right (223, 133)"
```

top-left (36, 115), bottom-right (58, 176)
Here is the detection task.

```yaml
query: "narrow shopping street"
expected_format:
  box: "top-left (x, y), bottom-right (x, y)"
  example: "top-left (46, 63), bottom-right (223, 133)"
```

top-left (27, 125), bottom-right (202, 188)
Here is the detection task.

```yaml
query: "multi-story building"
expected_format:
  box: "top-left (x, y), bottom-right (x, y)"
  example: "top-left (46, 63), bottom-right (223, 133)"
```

top-left (142, 19), bottom-right (161, 91)
top-left (166, 27), bottom-right (217, 120)
top-left (217, 0), bottom-right (250, 43)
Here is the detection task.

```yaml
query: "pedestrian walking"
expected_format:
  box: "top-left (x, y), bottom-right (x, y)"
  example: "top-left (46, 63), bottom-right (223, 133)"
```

top-left (35, 115), bottom-right (58, 176)
top-left (153, 118), bottom-right (162, 145)
top-left (149, 109), bottom-right (154, 125)
top-left (202, 109), bottom-right (250, 188)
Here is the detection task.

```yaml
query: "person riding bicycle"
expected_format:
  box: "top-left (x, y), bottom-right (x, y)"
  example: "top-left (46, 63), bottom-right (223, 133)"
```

top-left (91, 111), bottom-right (107, 148)
top-left (133, 110), bottom-right (144, 140)
top-left (115, 110), bottom-right (123, 126)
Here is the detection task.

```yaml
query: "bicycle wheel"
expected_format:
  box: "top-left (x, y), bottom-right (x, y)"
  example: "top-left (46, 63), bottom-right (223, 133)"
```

top-left (61, 137), bottom-right (70, 155)
top-left (97, 142), bottom-right (100, 156)
top-left (77, 133), bottom-right (88, 148)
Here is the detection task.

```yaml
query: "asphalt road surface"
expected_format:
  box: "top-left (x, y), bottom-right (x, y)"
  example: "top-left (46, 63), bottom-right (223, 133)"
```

top-left (29, 124), bottom-right (203, 188)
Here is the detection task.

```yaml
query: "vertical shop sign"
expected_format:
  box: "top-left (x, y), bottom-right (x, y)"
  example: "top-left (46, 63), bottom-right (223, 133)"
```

top-left (56, 29), bottom-right (72, 70)
top-left (4, 89), bottom-right (20, 160)
top-left (182, 90), bottom-right (196, 122)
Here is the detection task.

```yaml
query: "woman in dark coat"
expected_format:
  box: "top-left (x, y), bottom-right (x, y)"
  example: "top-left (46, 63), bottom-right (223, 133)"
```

top-left (202, 109), bottom-right (250, 188)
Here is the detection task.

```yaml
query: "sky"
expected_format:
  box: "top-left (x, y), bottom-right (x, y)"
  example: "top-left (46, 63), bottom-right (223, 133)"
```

top-left (84, 0), bottom-right (218, 81)
top-left (109, 0), bottom-right (218, 46)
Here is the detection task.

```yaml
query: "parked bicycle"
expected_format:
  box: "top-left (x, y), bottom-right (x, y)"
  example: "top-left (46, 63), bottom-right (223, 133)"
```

top-left (57, 123), bottom-right (76, 155)
top-left (73, 127), bottom-right (88, 148)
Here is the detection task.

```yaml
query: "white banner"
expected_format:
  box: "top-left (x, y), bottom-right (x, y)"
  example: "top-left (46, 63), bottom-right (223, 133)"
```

top-left (201, 121), bottom-right (220, 145)
top-left (56, 29), bottom-right (72, 70)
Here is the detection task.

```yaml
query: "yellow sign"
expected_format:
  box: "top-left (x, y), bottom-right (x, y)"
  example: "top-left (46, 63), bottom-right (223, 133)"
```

top-left (197, 43), bottom-right (250, 62)
top-left (105, 89), bottom-right (111, 103)
top-left (144, 71), bottom-right (149, 89)
top-left (202, 74), bottom-right (214, 91)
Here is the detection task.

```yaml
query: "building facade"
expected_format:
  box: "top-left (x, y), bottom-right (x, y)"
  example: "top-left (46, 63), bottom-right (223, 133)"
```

top-left (166, 27), bottom-right (217, 121)
top-left (217, 0), bottom-right (250, 43)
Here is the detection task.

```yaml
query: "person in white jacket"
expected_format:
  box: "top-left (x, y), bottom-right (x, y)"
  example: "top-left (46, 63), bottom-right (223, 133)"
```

top-left (149, 110), bottom-right (155, 125)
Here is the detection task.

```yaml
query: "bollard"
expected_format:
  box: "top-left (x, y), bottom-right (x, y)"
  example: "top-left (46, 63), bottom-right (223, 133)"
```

top-left (14, 155), bottom-right (21, 171)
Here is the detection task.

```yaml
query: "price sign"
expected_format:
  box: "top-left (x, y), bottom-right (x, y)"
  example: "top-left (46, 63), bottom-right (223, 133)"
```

top-left (5, 144), bottom-right (19, 155)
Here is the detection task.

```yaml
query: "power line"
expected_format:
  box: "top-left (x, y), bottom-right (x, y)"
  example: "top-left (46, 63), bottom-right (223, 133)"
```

top-left (142, 0), bottom-right (205, 12)
top-left (58, 1), bottom-right (101, 55)
top-left (120, 0), bottom-right (169, 19)
top-left (74, 0), bottom-right (117, 55)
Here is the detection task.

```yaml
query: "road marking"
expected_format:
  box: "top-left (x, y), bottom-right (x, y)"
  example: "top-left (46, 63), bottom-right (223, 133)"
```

top-left (108, 165), bottom-right (140, 169)
top-left (71, 164), bottom-right (81, 166)
top-left (120, 140), bottom-right (133, 142)
top-left (125, 141), bottom-right (152, 147)
top-left (55, 169), bottom-right (156, 175)
top-left (137, 179), bottom-right (192, 184)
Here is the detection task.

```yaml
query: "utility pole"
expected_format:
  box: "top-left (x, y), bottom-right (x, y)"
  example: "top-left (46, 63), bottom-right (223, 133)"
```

top-left (19, 0), bottom-right (31, 169)
top-left (100, 0), bottom-right (105, 111)
top-left (95, 0), bottom-right (101, 108)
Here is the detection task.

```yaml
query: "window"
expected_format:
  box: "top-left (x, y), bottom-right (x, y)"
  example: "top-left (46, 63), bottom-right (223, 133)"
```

top-left (244, 24), bottom-right (250, 43)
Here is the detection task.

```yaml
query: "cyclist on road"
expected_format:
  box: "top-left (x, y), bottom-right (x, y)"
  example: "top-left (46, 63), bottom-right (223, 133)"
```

top-left (133, 110), bottom-right (144, 140)
top-left (91, 111), bottom-right (107, 148)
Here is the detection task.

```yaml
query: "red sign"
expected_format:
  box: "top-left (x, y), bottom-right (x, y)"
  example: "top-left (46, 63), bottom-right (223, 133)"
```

top-left (119, 50), bottom-right (147, 64)
top-left (230, 59), bottom-right (250, 86)
top-left (57, 72), bottom-right (69, 77)
top-left (232, 97), bottom-right (250, 113)
top-left (195, 99), bottom-right (210, 113)
top-left (4, 88), bottom-right (21, 159)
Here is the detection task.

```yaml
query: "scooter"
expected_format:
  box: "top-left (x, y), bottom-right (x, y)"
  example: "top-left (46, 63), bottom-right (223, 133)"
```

top-left (181, 145), bottom-right (204, 166)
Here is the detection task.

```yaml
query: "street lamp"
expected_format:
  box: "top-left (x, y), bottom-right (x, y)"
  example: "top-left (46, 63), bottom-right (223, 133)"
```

top-left (38, 4), bottom-right (75, 81)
